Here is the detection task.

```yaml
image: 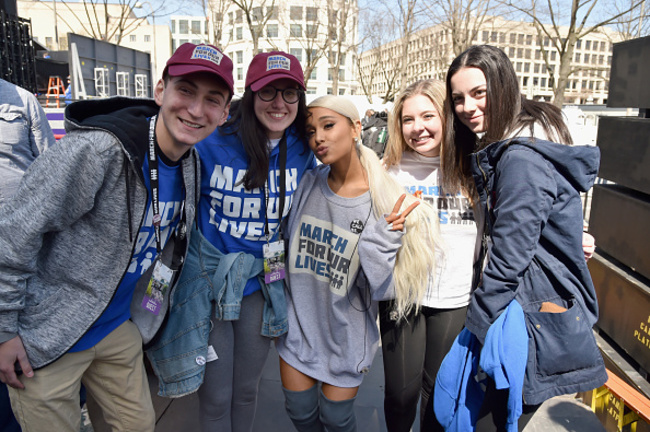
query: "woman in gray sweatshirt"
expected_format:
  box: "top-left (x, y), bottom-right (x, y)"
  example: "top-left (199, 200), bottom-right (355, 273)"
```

top-left (275, 95), bottom-right (441, 431)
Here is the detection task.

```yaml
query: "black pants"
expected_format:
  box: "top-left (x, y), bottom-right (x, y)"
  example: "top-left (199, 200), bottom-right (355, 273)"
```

top-left (379, 301), bottom-right (467, 432)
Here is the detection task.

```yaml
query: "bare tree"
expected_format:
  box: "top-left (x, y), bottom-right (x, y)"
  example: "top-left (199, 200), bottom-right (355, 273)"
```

top-left (325, 0), bottom-right (357, 95)
top-left (611, 0), bottom-right (650, 39)
top-left (422, 0), bottom-right (513, 57)
top-left (226, 0), bottom-right (277, 55)
top-left (282, 3), bottom-right (328, 87)
top-left (356, 0), bottom-right (421, 100)
top-left (196, 0), bottom-right (230, 47)
top-left (48, 0), bottom-right (174, 45)
top-left (505, 0), bottom-right (646, 106)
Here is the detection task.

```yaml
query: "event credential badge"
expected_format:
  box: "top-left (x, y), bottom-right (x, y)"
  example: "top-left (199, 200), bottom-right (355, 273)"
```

top-left (142, 260), bottom-right (174, 315)
top-left (263, 240), bottom-right (285, 284)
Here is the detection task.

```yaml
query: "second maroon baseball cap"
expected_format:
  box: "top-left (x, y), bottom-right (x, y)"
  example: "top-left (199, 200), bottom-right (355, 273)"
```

top-left (163, 43), bottom-right (234, 96)
top-left (245, 51), bottom-right (305, 92)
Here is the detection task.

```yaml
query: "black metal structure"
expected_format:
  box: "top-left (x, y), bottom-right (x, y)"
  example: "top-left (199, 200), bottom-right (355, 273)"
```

top-left (0, 8), bottom-right (37, 93)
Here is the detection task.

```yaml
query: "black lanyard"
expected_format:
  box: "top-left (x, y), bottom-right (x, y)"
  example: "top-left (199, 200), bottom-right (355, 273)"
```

top-left (148, 115), bottom-right (186, 254)
top-left (263, 133), bottom-right (287, 240)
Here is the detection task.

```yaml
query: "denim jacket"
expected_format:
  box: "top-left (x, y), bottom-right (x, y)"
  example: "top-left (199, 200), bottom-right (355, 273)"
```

top-left (146, 226), bottom-right (288, 397)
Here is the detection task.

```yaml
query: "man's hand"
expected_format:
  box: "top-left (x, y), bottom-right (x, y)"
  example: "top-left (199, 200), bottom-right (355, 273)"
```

top-left (0, 336), bottom-right (33, 389)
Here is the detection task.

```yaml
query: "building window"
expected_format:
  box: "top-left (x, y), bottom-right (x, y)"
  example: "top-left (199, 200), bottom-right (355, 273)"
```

top-left (550, 51), bottom-right (556, 61)
top-left (306, 7), bottom-right (317, 21)
top-left (267, 24), bottom-right (278, 38)
top-left (584, 54), bottom-right (590, 63)
top-left (145, 35), bottom-right (151, 42)
top-left (236, 10), bottom-right (243, 23)
top-left (236, 27), bottom-right (243, 40)
top-left (339, 88), bottom-right (345, 95)
top-left (482, 31), bottom-right (489, 41)
top-left (130, 34), bottom-right (136, 42)
top-left (575, 53), bottom-right (580, 62)
top-left (499, 33), bottom-right (505, 44)
top-left (541, 77), bottom-right (546, 88)
top-left (179, 20), bottom-right (188, 34)
top-left (171, 20), bottom-right (176, 33)
top-left (228, 12), bottom-right (233, 25)
top-left (339, 69), bottom-right (345, 81)
top-left (585, 40), bottom-right (591, 50)
top-left (327, 88), bottom-right (333, 95)
top-left (515, 62), bottom-right (522, 72)
top-left (267, 6), bottom-right (278, 20)
top-left (237, 67), bottom-right (243, 80)
top-left (508, 47), bottom-right (515, 57)
top-left (290, 24), bottom-right (302, 37)
top-left (524, 63), bottom-right (530, 73)
top-left (237, 51), bottom-right (243, 64)
top-left (192, 20), bottom-right (201, 35)
top-left (306, 87), bottom-right (317, 94)
top-left (310, 68), bottom-right (317, 80)
top-left (517, 34), bottom-right (524, 44)
top-left (526, 34), bottom-right (532, 45)
top-left (290, 6), bottom-right (302, 20)
top-left (306, 24), bottom-right (318, 38)
top-left (534, 63), bottom-right (540, 73)
top-left (252, 7), bottom-right (262, 21)
top-left (576, 39), bottom-right (582, 49)
top-left (290, 48), bottom-right (302, 62)
top-left (509, 33), bottom-right (516, 44)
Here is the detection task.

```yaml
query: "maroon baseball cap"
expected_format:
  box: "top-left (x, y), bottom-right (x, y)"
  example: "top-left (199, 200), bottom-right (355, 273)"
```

top-left (163, 43), bottom-right (234, 95)
top-left (245, 51), bottom-right (305, 92)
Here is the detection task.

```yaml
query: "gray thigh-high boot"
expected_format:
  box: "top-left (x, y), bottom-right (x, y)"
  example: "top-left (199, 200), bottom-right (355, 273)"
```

top-left (283, 385), bottom-right (323, 432)
top-left (319, 389), bottom-right (357, 432)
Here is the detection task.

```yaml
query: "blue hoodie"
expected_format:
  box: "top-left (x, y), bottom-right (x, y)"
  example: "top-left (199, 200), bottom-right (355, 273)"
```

top-left (434, 300), bottom-right (527, 432)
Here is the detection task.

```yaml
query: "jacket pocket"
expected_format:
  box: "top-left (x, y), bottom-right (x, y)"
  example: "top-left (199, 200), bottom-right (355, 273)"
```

top-left (0, 111), bottom-right (26, 146)
top-left (525, 298), bottom-right (601, 377)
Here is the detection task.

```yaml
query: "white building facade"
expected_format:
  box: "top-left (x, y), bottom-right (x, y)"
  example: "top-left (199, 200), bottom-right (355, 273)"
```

top-left (359, 16), bottom-right (623, 104)
top-left (204, 0), bottom-right (359, 97)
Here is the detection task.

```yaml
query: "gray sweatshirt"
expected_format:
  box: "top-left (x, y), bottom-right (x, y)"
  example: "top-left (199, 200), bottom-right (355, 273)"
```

top-left (0, 97), bottom-right (199, 369)
top-left (276, 165), bottom-right (402, 387)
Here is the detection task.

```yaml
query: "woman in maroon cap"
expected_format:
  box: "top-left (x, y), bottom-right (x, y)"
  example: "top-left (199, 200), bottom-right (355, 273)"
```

top-left (177, 51), bottom-right (316, 431)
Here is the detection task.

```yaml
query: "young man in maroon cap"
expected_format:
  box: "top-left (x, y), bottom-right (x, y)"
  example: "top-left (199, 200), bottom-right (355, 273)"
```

top-left (0, 43), bottom-right (233, 432)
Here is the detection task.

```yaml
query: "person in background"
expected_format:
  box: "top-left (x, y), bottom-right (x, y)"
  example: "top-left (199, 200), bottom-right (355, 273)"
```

top-left (0, 43), bottom-right (233, 432)
top-left (0, 77), bottom-right (57, 432)
top-left (277, 95), bottom-right (440, 432)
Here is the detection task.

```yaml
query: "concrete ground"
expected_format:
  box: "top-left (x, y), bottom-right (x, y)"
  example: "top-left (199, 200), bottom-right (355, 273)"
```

top-left (138, 343), bottom-right (606, 432)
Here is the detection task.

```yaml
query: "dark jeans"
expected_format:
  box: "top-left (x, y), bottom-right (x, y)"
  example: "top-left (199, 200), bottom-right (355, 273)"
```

top-left (1, 383), bottom-right (21, 432)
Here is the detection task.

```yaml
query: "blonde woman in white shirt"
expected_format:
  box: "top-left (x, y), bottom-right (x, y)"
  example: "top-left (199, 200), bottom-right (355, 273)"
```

top-left (380, 79), bottom-right (478, 432)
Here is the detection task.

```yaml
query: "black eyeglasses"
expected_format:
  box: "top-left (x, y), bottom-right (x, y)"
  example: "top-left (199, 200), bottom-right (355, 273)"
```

top-left (257, 86), bottom-right (302, 104)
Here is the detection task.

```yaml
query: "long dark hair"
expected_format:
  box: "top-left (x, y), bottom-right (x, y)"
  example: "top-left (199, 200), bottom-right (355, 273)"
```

top-left (443, 45), bottom-right (522, 198)
top-left (221, 88), bottom-right (309, 190)
top-left (515, 97), bottom-right (573, 145)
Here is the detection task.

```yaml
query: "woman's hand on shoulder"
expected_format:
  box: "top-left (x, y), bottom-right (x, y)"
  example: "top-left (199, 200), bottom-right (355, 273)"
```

top-left (385, 194), bottom-right (419, 232)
